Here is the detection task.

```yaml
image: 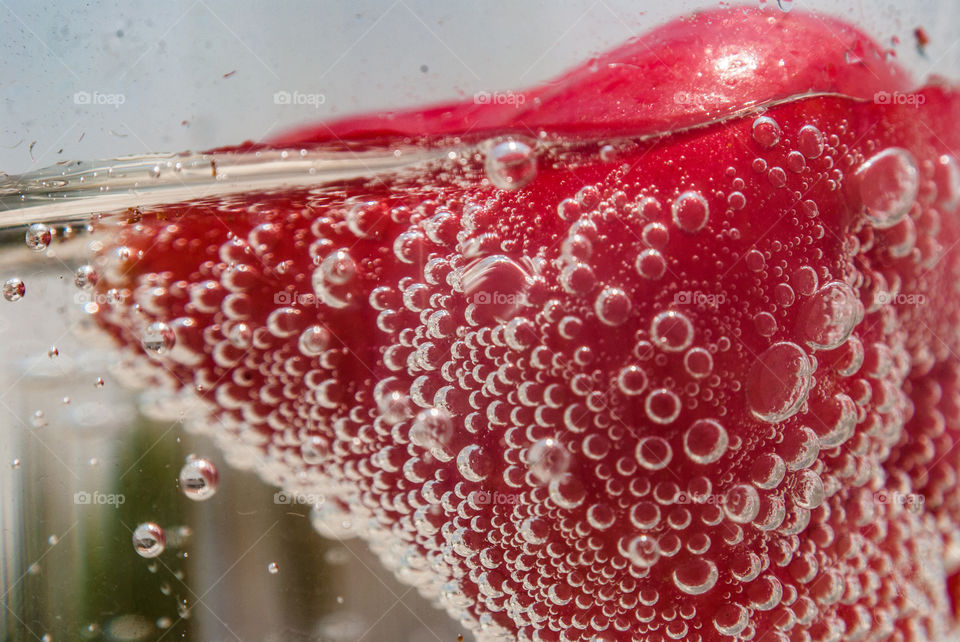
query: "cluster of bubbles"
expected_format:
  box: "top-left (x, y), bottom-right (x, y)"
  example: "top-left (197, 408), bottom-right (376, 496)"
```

top-left (83, 97), bottom-right (960, 641)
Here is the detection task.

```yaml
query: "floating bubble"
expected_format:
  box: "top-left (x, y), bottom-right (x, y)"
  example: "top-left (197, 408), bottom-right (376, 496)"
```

top-left (178, 457), bottom-right (219, 501)
top-left (651, 311), bottom-right (694, 352)
top-left (683, 419), bottom-right (729, 464)
top-left (132, 522), bottom-right (165, 558)
top-left (141, 322), bottom-right (175, 355)
top-left (635, 436), bottom-right (673, 470)
top-left (25, 223), bottom-right (52, 252)
top-left (3, 278), bottom-right (25, 302)
top-left (528, 438), bottom-right (570, 483)
top-left (645, 389), bottom-right (681, 425)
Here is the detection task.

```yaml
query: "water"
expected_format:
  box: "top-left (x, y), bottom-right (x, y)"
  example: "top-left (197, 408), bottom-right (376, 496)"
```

top-left (3, 82), bottom-right (960, 641)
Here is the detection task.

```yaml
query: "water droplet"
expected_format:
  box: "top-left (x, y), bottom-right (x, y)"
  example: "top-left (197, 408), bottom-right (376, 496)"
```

top-left (752, 116), bottom-right (781, 148)
top-left (3, 278), bottom-right (25, 302)
top-left (484, 139), bottom-right (537, 190)
top-left (25, 223), bottom-right (52, 252)
top-left (179, 457), bottom-right (219, 501)
top-left (141, 322), bottom-right (175, 355)
top-left (671, 191), bottom-right (709, 233)
top-left (747, 342), bottom-right (814, 422)
top-left (267, 562), bottom-right (279, 574)
top-left (683, 419), bottom-right (729, 464)
top-left (132, 522), bottom-right (165, 558)
top-left (856, 147), bottom-right (918, 229)
top-left (797, 281), bottom-right (861, 350)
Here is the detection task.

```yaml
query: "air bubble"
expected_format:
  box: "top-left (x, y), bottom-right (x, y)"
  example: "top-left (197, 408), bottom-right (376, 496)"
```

top-left (797, 125), bottom-right (824, 159)
top-left (3, 278), bottom-right (25, 302)
top-left (673, 559), bottom-right (718, 595)
top-left (797, 281), bottom-right (861, 350)
top-left (635, 436), bottom-right (673, 470)
top-left (484, 139), bottom-right (537, 190)
top-left (683, 347), bottom-right (713, 378)
top-left (752, 116), bottom-right (781, 148)
top-left (178, 457), bottom-right (219, 501)
top-left (594, 287), bottom-right (631, 326)
top-left (651, 311), bottom-right (694, 352)
top-left (645, 389), bottom-right (681, 425)
top-left (627, 534), bottom-right (660, 568)
top-left (132, 522), bottom-right (165, 558)
top-left (856, 147), bottom-right (919, 229)
top-left (74, 265), bottom-right (98, 290)
top-left (746, 342), bottom-right (813, 422)
top-left (617, 365), bottom-right (648, 396)
top-left (683, 419), bottom-right (728, 464)
top-left (141, 322), bottom-right (175, 355)
top-left (635, 249), bottom-right (666, 280)
top-left (410, 408), bottom-right (455, 461)
top-left (671, 191), bottom-right (709, 233)
top-left (723, 484), bottom-right (760, 523)
top-left (529, 438), bottom-right (570, 483)
top-left (298, 325), bottom-right (331, 356)
top-left (25, 223), bottom-right (52, 252)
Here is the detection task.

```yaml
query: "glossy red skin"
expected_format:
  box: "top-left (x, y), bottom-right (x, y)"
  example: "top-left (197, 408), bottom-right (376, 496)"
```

top-left (91, 8), bottom-right (960, 642)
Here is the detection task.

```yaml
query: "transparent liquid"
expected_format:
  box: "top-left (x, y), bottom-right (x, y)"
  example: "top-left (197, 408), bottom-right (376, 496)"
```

top-left (0, 150), bottom-right (475, 641)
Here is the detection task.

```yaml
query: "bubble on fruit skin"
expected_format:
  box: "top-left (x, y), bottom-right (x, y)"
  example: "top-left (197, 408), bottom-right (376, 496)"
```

top-left (617, 365), bottom-right (648, 396)
top-left (650, 310), bottom-right (694, 352)
top-left (723, 484), bottom-right (760, 523)
top-left (644, 388), bottom-right (682, 425)
top-left (811, 392), bottom-right (857, 448)
top-left (683, 419), bottom-right (729, 464)
top-left (635, 248), bottom-right (667, 280)
top-left (797, 281), bottom-right (862, 350)
top-left (132, 522), bottom-right (165, 558)
top-left (713, 603), bottom-right (750, 636)
top-left (792, 266), bottom-right (818, 297)
top-left (547, 473), bottom-right (585, 509)
top-left (528, 437), bottom-right (570, 483)
top-left (635, 436), bottom-right (673, 470)
top-left (298, 325), bottom-right (331, 356)
top-left (746, 341), bottom-right (814, 423)
top-left (483, 138), bottom-right (537, 190)
top-left (627, 534), bottom-right (660, 568)
top-left (456, 444), bottom-right (492, 482)
top-left (141, 321), bottom-right (175, 356)
top-left (856, 147), bottom-right (919, 229)
top-left (779, 425), bottom-right (821, 471)
top-left (791, 469), bottom-right (825, 509)
top-left (3, 278), bottom-right (25, 302)
top-left (594, 286), bottom-right (631, 326)
top-left (178, 457), bottom-right (219, 501)
top-left (410, 407), bottom-right (455, 461)
top-left (671, 191), bottom-right (710, 233)
top-left (673, 558), bottom-right (718, 595)
top-left (797, 124), bottom-right (825, 159)
top-left (751, 116), bottom-right (781, 148)
top-left (683, 347), bottom-right (713, 378)
top-left (751, 453), bottom-right (786, 489)
top-left (25, 223), bottom-right (52, 252)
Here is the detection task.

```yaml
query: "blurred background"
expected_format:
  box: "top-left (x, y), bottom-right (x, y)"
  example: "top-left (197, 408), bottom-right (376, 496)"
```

top-left (2, 1), bottom-right (960, 640)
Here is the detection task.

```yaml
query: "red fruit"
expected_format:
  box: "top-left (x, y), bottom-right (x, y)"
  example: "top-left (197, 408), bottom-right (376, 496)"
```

top-left (88, 7), bottom-right (960, 641)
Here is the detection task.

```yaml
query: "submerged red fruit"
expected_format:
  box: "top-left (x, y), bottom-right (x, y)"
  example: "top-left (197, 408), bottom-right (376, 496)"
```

top-left (89, 7), bottom-right (960, 641)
